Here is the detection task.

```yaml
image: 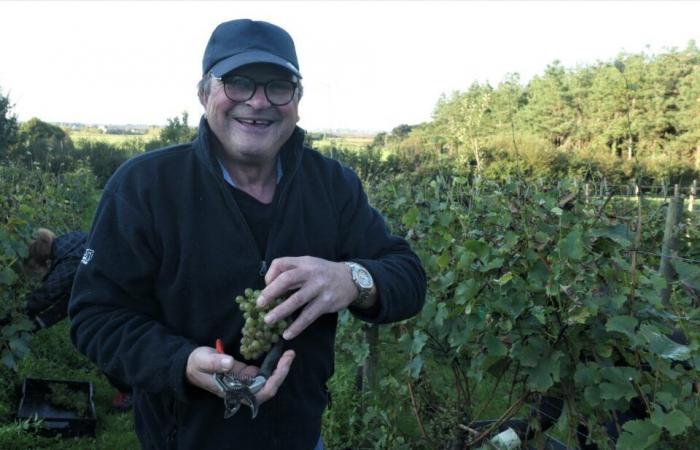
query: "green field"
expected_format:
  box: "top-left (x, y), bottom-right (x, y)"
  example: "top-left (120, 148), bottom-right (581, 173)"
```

top-left (67, 129), bottom-right (160, 146)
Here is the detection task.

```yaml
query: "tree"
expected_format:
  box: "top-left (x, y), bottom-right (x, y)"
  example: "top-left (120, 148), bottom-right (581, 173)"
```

top-left (390, 124), bottom-right (413, 141)
top-left (0, 87), bottom-right (19, 160)
top-left (13, 118), bottom-right (76, 172)
top-left (146, 111), bottom-right (197, 151)
top-left (520, 61), bottom-right (585, 149)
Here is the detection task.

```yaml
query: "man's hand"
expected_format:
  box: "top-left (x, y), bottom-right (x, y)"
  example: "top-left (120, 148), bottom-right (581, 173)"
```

top-left (257, 256), bottom-right (374, 340)
top-left (185, 345), bottom-right (295, 404)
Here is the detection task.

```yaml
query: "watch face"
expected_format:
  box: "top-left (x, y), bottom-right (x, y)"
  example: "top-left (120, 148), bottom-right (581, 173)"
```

top-left (357, 269), bottom-right (373, 289)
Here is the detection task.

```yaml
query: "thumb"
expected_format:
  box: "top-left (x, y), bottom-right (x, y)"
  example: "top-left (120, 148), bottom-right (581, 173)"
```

top-left (217, 354), bottom-right (234, 372)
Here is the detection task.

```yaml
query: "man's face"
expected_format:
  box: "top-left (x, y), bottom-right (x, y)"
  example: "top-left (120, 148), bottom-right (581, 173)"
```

top-left (200, 63), bottom-right (300, 165)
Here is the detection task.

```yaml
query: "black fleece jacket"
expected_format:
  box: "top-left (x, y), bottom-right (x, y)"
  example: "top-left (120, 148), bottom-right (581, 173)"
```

top-left (69, 118), bottom-right (426, 450)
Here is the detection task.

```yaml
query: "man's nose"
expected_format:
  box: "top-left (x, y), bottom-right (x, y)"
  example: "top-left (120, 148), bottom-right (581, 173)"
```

top-left (246, 85), bottom-right (270, 109)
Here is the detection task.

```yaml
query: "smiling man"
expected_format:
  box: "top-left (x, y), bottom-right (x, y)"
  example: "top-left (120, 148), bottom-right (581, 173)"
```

top-left (69, 19), bottom-right (426, 450)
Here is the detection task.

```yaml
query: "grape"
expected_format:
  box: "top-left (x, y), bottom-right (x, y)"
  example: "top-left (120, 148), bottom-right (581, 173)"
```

top-left (236, 288), bottom-right (286, 360)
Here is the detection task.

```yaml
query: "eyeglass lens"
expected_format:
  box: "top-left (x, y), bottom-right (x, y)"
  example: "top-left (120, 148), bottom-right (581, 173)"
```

top-left (223, 76), bottom-right (296, 106)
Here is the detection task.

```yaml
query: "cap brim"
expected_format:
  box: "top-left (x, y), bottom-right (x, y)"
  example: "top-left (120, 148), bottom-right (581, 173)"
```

top-left (209, 50), bottom-right (301, 78)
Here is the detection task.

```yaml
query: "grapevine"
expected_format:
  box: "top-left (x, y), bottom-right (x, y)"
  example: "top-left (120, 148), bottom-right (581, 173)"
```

top-left (235, 288), bottom-right (287, 360)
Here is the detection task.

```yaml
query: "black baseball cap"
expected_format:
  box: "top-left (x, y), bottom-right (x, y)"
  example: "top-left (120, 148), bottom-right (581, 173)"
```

top-left (202, 19), bottom-right (301, 78)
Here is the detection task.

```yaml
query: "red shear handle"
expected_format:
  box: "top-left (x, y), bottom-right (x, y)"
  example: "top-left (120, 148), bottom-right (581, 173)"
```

top-left (215, 338), bottom-right (224, 354)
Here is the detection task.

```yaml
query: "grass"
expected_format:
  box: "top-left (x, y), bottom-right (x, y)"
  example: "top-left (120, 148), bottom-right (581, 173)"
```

top-left (0, 322), bottom-right (139, 449)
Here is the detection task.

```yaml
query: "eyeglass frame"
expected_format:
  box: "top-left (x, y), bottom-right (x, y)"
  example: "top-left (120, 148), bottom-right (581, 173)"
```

top-left (211, 73), bottom-right (301, 106)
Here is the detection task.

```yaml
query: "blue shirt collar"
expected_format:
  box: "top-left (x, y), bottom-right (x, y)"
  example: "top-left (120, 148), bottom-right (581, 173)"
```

top-left (218, 156), bottom-right (283, 188)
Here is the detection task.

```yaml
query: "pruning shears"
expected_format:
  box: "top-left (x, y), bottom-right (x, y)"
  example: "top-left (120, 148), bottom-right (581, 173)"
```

top-left (213, 338), bottom-right (285, 419)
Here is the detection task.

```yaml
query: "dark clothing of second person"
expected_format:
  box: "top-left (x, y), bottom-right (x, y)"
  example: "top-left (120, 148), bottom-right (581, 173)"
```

top-left (69, 118), bottom-right (426, 450)
top-left (26, 231), bottom-right (86, 329)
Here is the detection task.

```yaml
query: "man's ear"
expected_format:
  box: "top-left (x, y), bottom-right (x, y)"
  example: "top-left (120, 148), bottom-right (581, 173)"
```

top-left (198, 90), bottom-right (208, 108)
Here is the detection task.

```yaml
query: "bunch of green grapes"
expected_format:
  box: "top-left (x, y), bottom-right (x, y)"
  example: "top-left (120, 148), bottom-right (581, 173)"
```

top-left (235, 288), bottom-right (287, 360)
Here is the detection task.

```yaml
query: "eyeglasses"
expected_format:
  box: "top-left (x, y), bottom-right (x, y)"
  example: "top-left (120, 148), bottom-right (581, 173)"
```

top-left (214, 74), bottom-right (299, 106)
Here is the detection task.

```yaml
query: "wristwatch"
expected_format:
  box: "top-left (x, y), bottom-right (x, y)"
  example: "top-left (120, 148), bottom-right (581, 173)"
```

top-left (344, 261), bottom-right (374, 308)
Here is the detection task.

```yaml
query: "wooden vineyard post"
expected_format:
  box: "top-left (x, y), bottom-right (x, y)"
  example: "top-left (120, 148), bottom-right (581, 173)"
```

top-left (585, 183), bottom-right (590, 205)
top-left (659, 185), bottom-right (684, 305)
top-left (628, 186), bottom-right (643, 303)
top-left (689, 180), bottom-right (696, 213)
top-left (363, 323), bottom-right (379, 392)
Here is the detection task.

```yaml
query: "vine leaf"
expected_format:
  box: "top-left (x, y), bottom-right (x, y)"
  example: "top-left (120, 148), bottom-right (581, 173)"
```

top-left (559, 227), bottom-right (584, 261)
top-left (638, 325), bottom-right (690, 361)
top-left (672, 260), bottom-right (700, 290)
top-left (0, 267), bottom-right (17, 285)
top-left (526, 351), bottom-right (562, 392)
top-left (591, 223), bottom-right (632, 246)
top-left (406, 355), bottom-right (423, 379)
top-left (650, 409), bottom-right (692, 437)
top-left (484, 334), bottom-right (507, 357)
top-left (617, 420), bottom-right (661, 450)
top-left (605, 315), bottom-right (638, 340)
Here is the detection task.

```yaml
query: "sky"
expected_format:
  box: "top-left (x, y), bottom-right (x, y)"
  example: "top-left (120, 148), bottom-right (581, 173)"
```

top-left (1, 1), bottom-right (699, 133)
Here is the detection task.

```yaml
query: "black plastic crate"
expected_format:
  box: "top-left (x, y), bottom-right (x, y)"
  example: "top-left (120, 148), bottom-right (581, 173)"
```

top-left (16, 377), bottom-right (97, 437)
top-left (470, 419), bottom-right (571, 450)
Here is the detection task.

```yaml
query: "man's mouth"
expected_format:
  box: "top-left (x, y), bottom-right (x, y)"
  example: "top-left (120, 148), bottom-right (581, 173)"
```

top-left (235, 118), bottom-right (273, 127)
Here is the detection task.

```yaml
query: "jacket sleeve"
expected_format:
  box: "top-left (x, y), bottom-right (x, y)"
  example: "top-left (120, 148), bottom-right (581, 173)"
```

top-left (69, 189), bottom-right (197, 402)
top-left (25, 255), bottom-right (79, 327)
top-left (334, 166), bottom-right (426, 324)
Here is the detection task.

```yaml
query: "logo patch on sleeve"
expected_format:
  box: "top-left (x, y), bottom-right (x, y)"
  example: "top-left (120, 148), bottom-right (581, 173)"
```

top-left (81, 249), bottom-right (95, 265)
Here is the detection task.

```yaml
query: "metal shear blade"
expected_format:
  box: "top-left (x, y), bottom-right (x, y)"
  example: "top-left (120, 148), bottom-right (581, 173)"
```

top-left (213, 338), bottom-right (285, 419)
top-left (214, 372), bottom-right (261, 418)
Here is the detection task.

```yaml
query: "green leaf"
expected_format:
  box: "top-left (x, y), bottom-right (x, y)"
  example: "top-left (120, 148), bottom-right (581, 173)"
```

top-left (599, 367), bottom-right (638, 400)
top-left (614, 60), bottom-right (626, 73)
top-left (567, 306), bottom-right (591, 325)
top-left (550, 206), bottom-right (563, 216)
top-left (606, 315), bottom-right (638, 340)
top-left (482, 257), bottom-right (503, 271)
top-left (405, 355), bottom-right (423, 379)
top-left (436, 251), bottom-right (451, 269)
top-left (0, 267), bottom-right (18, 285)
top-left (437, 271), bottom-right (455, 290)
top-left (463, 240), bottom-right (489, 260)
top-left (672, 259), bottom-right (700, 290)
top-left (8, 337), bottom-right (29, 356)
top-left (411, 330), bottom-right (428, 355)
top-left (638, 325), bottom-right (690, 361)
top-left (401, 206), bottom-right (419, 227)
top-left (484, 334), bottom-right (507, 357)
top-left (455, 279), bottom-right (479, 305)
top-left (434, 303), bottom-right (448, 327)
top-left (456, 252), bottom-right (476, 270)
top-left (513, 340), bottom-right (542, 367)
top-left (531, 306), bottom-right (546, 325)
top-left (527, 260), bottom-right (548, 290)
top-left (526, 351), bottom-right (562, 392)
top-left (591, 224), bottom-right (632, 246)
top-left (495, 271), bottom-right (513, 286)
top-left (574, 362), bottom-right (601, 385)
top-left (559, 227), bottom-right (584, 261)
top-left (617, 420), bottom-right (661, 450)
top-left (650, 409), bottom-right (692, 437)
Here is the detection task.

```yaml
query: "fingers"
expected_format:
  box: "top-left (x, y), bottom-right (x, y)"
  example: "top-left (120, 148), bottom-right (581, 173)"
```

top-left (257, 257), bottom-right (358, 339)
top-left (256, 349), bottom-right (296, 404)
top-left (185, 346), bottom-right (248, 398)
top-left (263, 256), bottom-right (299, 285)
top-left (274, 291), bottom-right (325, 340)
top-left (263, 286), bottom-right (316, 324)
top-left (258, 257), bottom-right (307, 307)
